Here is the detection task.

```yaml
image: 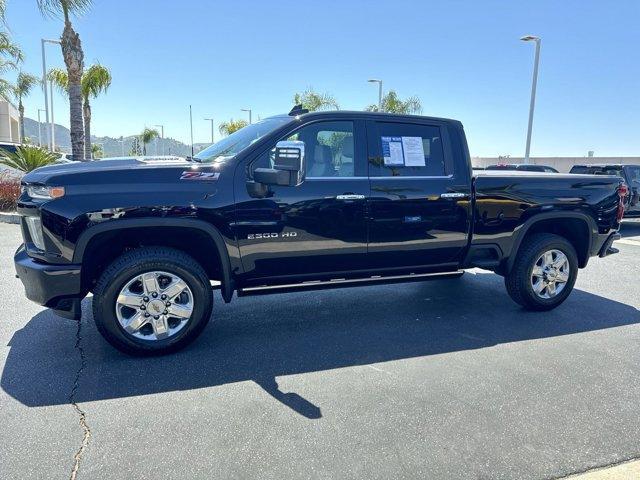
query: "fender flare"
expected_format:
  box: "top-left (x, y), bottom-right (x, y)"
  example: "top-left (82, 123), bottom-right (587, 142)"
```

top-left (73, 218), bottom-right (235, 303)
top-left (505, 211), bottom-right (596, 272)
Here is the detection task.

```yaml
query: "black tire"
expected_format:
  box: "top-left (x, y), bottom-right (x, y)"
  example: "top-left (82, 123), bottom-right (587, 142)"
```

top-left (92, 247), bottom-right (213, 356)
top-left (505, 233), bottom-right (578, 311)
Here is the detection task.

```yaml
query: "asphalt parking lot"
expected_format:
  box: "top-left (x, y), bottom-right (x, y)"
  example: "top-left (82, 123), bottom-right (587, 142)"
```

top-left (1, 222), bottom-right (640, 480)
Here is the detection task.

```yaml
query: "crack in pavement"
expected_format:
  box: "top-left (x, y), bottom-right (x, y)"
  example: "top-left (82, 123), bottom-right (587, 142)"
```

top-left (69, 318), bottom-right (91, 480)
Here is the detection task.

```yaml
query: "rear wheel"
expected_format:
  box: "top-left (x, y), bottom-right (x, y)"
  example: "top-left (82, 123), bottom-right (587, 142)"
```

top-left (505, 233), bottom-right (578, 311)
top-left (92, 247), bottom-right (213, 355)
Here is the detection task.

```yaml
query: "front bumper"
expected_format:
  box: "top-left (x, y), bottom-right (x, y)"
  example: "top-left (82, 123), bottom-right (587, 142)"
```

top-left (14, 245), bottom-right (84, 320)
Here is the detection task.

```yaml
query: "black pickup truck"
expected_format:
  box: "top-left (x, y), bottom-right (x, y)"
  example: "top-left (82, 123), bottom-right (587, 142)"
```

top-left (14, 109), bottom-right (627, 355)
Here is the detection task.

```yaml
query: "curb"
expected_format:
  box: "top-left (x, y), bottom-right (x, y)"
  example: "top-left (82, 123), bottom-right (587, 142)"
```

top-left (0, 212), bottom-right (20, 224)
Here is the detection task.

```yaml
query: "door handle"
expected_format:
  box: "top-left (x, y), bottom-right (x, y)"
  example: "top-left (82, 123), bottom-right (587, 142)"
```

top-left (336, 194), bottom-right (366, 200)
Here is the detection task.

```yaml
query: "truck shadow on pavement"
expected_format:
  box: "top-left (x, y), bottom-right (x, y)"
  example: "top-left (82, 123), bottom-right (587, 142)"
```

top-left (2, 272), bottom-right (639, 419)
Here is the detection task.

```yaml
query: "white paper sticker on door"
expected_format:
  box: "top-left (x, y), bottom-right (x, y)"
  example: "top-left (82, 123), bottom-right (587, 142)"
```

top-left (401, 136), bottom-right (426, 166)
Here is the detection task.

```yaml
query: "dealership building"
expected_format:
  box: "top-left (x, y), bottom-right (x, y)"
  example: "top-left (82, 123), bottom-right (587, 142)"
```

top-left (0, 97), bottom-right (21, 144)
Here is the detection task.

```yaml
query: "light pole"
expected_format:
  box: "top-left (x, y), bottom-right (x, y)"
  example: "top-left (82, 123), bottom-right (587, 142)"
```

top-left (49, 78), bottom-right (57, 151)
top-left (521, 35), bottom-right (541, 164)
top-left (204, 118), bottom-right (215, 143)
top-left (368, 79), bottom-right (383, 111)
top-left (241, 108), bottom-right (252, 124)
top-left (117, 137), bottom-right (125, 156)
top-left (154, 124), bottom-right (164, 155)
top-left (37, 108), bottom-right (46, 147)
top-left (41, 38), bottom-right (61, 151)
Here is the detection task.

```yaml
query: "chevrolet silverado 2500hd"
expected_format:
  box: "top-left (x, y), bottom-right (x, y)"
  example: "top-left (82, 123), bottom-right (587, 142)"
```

top-left (14, 108), bottom-right (627, 354)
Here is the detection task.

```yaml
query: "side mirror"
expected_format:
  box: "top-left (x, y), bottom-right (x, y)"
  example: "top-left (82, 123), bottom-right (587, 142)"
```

top-left (253, 140), bottom-right (306, 187)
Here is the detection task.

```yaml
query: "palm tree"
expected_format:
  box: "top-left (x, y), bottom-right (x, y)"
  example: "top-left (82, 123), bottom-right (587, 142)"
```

top-left (218, 119), bottom-right (248, 136)
top-left (13, 72), bottom-right (39, 141)
top-left (49, 63), bottom-right (112, 159)
top-left (37, 0), bottom-right (92, 161)
top-left (140, 128), bottom-right (159, 155)
top-left (293, 88), bottom-right (339, 111)
top-left (0, 145), bottom-right (58, 172)
top-left (366, 90), bottom-right (422, 114)
top-left (90, 142), bottom-right (102, 158)
top-left (0, 32), bottom-right (24, 97)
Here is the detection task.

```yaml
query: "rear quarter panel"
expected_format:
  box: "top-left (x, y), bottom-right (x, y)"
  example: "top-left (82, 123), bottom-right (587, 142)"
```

top-left (472, 172), bottom-right (622, 260)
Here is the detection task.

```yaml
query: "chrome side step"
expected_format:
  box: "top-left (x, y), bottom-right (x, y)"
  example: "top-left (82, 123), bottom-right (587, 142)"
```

top-left (237, 270), bottom-right (464, 297)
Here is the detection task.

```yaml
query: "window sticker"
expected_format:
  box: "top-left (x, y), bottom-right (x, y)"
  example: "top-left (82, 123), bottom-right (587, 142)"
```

top-left (401, 136), bottom-right (426, 166)
top-left (381, 137), bottom-right (404, 166)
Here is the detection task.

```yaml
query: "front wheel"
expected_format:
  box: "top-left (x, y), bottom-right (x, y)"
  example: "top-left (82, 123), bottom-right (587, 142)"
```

top-left (92, 247), bottom-right (213, 355)
top-left (505, 233), bottom-right (578, 311)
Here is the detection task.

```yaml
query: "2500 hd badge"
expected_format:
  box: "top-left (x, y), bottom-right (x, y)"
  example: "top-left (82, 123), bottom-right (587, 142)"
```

top-left (247, 232), bottom-right (298, 240)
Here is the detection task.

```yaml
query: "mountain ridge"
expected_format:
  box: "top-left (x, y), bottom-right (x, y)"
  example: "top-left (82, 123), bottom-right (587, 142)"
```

top-left (23, 117), bottom-right (206, 157)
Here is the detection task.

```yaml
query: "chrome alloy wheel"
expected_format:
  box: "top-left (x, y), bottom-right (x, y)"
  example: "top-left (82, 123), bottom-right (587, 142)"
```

top-left (530, 249), bottom-right (570, 299)
top-left (115, 271), bottom-right (194, 340)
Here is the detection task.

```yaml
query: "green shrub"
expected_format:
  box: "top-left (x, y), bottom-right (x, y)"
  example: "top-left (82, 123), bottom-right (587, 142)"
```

top-left (0, 145), bottom-right (58, 173)
top-left (0, 174), bottom-right (20, 211)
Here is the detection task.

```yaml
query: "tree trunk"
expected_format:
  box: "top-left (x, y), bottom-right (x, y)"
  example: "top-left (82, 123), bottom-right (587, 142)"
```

top-left (61, 19), bottom-right (85, 161)
top-left (83, 100), bottom-right (91, 159)
top-left (18, 101), bottom-right (25, 142)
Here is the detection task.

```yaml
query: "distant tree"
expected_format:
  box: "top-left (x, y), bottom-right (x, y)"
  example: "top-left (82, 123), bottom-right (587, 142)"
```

top-left (293, 88), bottom-right (339, 111)
top-left (366, 90), bottom-right (422, 114)
top-left (129, 137), bottom-right (142, 156)
top-left (13, 72), bottom-right (39, 141)
top-left (90, 142), bottom-right (102, 158)
top-left (140, 128), bottom-right (159, 155)
top-left (48, 62), bottom-right (112, 159)
top-left (218, 119), bottom-right (248, 136)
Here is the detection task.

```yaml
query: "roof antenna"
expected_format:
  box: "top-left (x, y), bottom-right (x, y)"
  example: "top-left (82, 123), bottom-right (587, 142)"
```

top-left (289, 104), bottom-right (309, 116)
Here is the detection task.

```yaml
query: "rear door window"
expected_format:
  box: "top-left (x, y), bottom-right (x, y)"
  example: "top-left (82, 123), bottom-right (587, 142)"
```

top-left (368, 122), bottom-right (448, 177)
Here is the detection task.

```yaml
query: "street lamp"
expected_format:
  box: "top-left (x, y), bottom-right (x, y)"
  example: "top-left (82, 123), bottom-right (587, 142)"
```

top-left (204, 118), bottom-right (215, 143)
top-left (117, 137), bottom-right (125, 156)
top-left (154, 124), bottom-right (164, 155)
top-left (241, 108), bottom-right (252, 124)
top-left (37, 108), bottom-right (46, 147)
top-left (368, 79), bottom-right (383, 112)
top-left (521, 35), bottom-right (541, 164)
top-left (41, 38), bottom-right (61, 151)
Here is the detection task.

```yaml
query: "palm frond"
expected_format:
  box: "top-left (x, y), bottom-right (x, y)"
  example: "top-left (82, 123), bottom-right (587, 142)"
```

top-left (47, 67), bottom-right (69, 94)
top-left (0, 145), bottom-right (58, 172)
top-left (81, 63), bottom-right (111, 100)
top-left (36, 0), bottom-right (93, 19)
top-left (15, 72), bottom-right (39, 98)
top-left (0, 31), bottom-right (24, 63)
top-left (140, 127), bottom-right (159, 144)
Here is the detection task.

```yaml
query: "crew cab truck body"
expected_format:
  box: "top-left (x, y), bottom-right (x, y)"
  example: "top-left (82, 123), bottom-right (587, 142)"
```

top-left (14, 110), bottom-right (626, 355)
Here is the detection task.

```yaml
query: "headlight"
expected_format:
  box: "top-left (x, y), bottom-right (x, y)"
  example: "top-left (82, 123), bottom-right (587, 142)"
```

top-left (25, 185), bottom-right (65, 200)
top-left (25, 216), bottom-right (45, 250)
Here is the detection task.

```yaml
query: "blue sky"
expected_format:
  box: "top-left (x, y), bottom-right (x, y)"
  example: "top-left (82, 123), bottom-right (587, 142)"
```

top-left (4, 0), bottom-right (639, 156)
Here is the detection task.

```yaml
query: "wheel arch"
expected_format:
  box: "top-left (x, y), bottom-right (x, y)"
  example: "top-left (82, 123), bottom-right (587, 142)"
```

top-left (505, 212), bottom-right (595, 273)
top-left (74, 218), bottom-right (235, 303)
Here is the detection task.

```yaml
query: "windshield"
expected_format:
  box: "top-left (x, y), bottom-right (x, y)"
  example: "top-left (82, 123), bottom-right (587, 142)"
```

top-left (195, 116), bottom-right (293, 163)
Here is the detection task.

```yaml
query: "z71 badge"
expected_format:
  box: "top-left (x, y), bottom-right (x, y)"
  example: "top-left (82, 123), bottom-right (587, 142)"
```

top-left (247, 232), bottom-right (297, 240)
top-left (180, 171), bottom-right (220, 181)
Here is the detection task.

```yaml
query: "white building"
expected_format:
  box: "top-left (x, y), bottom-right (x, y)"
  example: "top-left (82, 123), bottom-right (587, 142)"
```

top-left (0, 97), bottom-right (20, 144)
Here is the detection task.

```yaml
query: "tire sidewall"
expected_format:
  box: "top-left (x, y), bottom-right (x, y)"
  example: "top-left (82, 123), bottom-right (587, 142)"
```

top-left (94, 257), bottom-right (212, 354)
top-left (521, 237), bottom-right (578, 308)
